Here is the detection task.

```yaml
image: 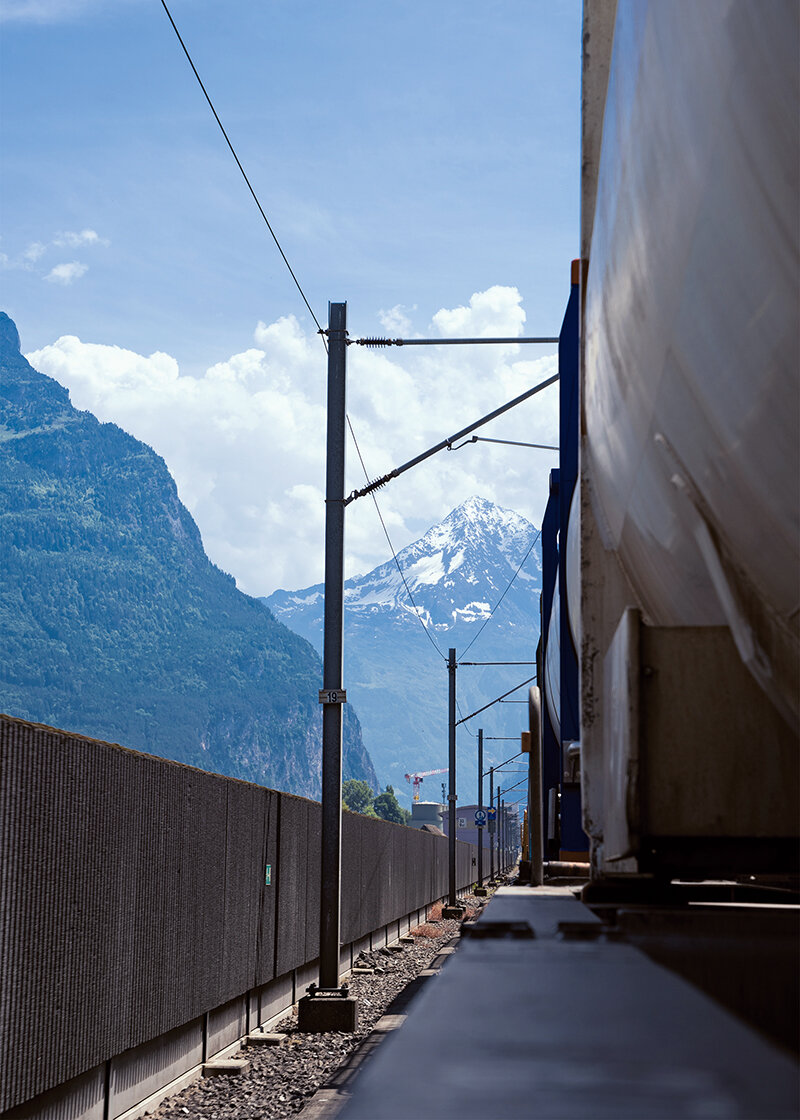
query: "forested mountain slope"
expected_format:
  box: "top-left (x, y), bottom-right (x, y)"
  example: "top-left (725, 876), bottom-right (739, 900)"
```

top-left (0, 312), bottom-right (376, 797)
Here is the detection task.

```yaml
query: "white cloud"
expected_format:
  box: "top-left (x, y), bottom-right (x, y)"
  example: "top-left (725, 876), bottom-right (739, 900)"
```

top-left (0, 230), bottom-right (108, 275)
top-left (432, 285), bottom-right (527, 337)
top-left (53, 228), bottom-right (106, 248)
top-left (23, 241), bottom-right (47, 262)
top-left (378, 305), bottom-right (416, 337)
top-left (44, 261), bottom-right (88, 285)
top-left (0, 0), bottom-right (109, 22)
top-left (27, 287), bottom-right (560, 596)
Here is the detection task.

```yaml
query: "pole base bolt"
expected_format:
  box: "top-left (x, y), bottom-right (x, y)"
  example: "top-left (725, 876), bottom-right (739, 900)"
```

top-left (306, 982), bottom-right (350, 998)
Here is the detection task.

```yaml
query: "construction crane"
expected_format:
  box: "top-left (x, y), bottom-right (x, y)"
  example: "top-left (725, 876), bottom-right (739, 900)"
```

top-left (404, 768), bottom-right (448, 802)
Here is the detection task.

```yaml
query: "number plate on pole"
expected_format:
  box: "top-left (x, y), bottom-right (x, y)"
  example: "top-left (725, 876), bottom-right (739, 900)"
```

top-left (319, 689), bottom-right (347, 704)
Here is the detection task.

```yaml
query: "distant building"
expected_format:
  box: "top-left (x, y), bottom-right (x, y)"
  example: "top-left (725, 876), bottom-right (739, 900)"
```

top-left (441, 802), bottom-right (521, 855)
top-left (409, 801), bottom-right (445, 830)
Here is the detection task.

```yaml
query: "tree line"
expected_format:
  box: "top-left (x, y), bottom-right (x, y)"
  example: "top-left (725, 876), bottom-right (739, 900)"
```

top-left (341, 779), bottom-right (411, 824)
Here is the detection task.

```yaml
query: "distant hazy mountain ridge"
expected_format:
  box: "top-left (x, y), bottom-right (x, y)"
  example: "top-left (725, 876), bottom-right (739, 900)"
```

top-left (265, 497), bottom-right (541, 798)
top-left (0, 312), bottom-right (377, 797)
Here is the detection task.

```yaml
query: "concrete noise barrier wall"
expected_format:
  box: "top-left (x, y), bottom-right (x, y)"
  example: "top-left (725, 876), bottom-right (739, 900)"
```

top-left (0, 715), bottom-right (480, 1116)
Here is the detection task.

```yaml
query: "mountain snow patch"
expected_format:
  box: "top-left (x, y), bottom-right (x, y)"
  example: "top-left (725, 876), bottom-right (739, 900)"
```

top-left (453, 601), bottom-right (491, 623)
top-left (407, 551), bottom-right (445, 587)
top-left (448, 549), bottom-right (465, 574)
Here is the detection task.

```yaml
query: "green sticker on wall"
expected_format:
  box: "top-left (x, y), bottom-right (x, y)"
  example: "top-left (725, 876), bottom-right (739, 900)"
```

top-left (265, 864), bottom-right (272, 886)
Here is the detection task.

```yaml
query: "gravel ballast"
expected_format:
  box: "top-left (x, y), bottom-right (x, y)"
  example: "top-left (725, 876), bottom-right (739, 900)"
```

top-left (148, 898), bottom-right (485, 1120)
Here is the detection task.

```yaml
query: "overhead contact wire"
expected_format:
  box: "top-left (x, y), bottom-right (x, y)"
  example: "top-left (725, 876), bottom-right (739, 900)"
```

top-left (456, 700), bottom-right (477, 737)
top-left (345, 416), bottom-right (446, 663)
top-left (159, 0), bottom-right (325, 341)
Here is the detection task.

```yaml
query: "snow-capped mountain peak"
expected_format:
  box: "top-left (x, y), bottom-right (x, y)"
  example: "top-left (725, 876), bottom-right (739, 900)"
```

top-left (265, 496), bottom-right (540, 637)
top-left (337, 497), bottom-right (540, 625)
top-left (262, 496), bottom-right (542, 795)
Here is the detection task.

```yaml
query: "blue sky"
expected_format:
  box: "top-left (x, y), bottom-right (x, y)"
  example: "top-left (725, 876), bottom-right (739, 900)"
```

top-left (1, 0), bottom-right (581, 594)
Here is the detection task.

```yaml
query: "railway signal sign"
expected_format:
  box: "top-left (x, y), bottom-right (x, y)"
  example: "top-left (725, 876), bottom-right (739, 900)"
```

top-left (487, 807), bottom-right (497, 820)
top-left (475, 809), bottom-right (487, 827)
top-left (318, 689), bottom-right (347, 704)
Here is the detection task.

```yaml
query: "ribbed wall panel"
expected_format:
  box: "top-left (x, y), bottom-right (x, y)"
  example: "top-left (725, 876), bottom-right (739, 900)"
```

top-left (391, 825), bottom-right (406, 918)
top-left (304, 800), bottom-right (321, 964)
top-left (340, 812), bottom-right (363, 944)
top-left (363, 817), bottom-right (394, 939)
top-left (273, 793), bottom-right (308, 978)
top-left (1, 715), bottom-right (481, 1115)
top-left (252, 788), bottom-right (277, 989)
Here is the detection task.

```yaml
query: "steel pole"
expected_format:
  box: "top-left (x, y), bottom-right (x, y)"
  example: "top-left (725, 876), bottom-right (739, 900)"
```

top-left (448, 648), bottom-right (457, 907)
top-left (489, 767), bottom-right (495, 881)
top-left (477, 728), bottom-right (484, 885)
top-left (504, 800), bottom-right (509, 870)
top-left (505, 800), bottom-right (509, 871)
top-left (497, 797), bottom-right (504, 873)
top-left (497, 789), bottom-right (502, 874)
top-left (495, 788), bottom-right (501, 873)
top-left (319, 302), bottom-right (347, 991)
